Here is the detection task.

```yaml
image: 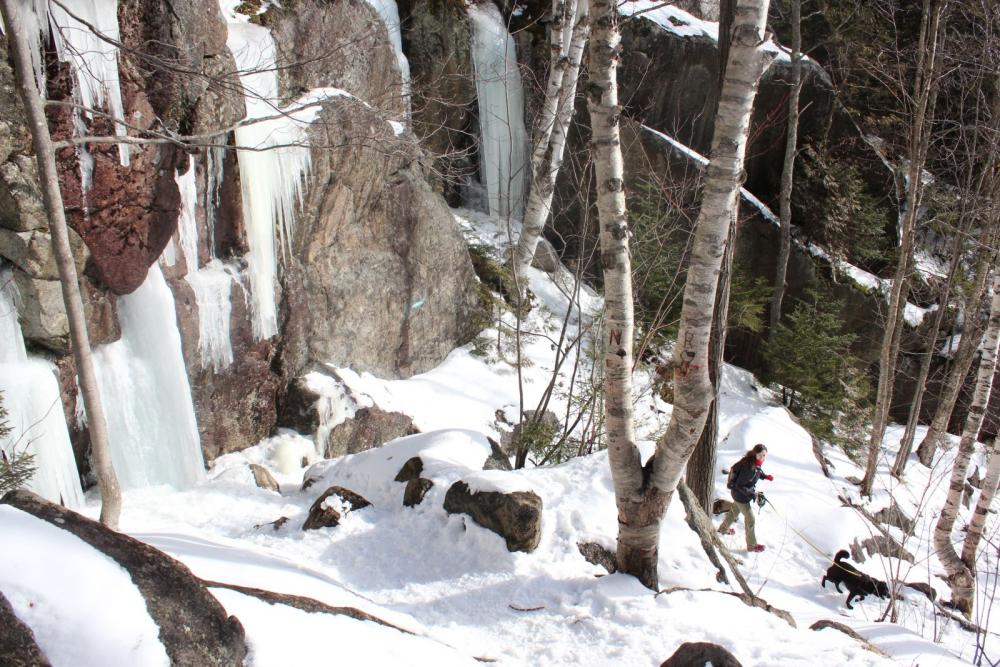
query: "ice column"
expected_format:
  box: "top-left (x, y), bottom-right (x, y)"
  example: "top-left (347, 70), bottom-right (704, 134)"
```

top-left (88, 264), bottom-right (205, 490)
top-left (0, 276), bottom-right (84, 507)
top-left (362, 0), bottom-right (411, 117)
top-left (184, 260), bottom-right (236, 371)
top-left (225, 20), bottom-right (316, 339)
top-left (468, 3), bottom-right (529, 220)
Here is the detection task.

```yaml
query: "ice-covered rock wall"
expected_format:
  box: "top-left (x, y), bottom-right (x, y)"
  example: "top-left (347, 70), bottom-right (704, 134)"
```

top-left (0, 275), bottom-right (84, 506)
top-left (87, 264), bottom-right (205, 490)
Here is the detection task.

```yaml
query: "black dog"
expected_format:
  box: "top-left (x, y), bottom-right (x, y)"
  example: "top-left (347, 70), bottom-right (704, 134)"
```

top-left (821, 550), bottom-right (890, 609)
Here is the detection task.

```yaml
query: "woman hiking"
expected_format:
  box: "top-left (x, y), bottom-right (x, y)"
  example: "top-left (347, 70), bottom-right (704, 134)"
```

top-left (718, 443), bottom-right (773, 552)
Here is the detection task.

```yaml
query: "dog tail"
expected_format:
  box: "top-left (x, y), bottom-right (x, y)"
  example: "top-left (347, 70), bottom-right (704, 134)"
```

top-left (834, 549), bottom-right (850, 563)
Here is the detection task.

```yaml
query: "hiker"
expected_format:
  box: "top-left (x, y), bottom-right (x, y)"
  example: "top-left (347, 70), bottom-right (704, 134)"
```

top-left (718, 443), bottom-right (774, 552)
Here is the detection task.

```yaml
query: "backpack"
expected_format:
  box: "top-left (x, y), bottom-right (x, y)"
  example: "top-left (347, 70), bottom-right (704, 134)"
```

top-left (725, 458), bottom-right (744, 490)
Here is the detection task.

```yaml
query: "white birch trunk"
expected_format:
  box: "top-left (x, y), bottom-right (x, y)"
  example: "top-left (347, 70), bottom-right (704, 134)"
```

top-left (588, 0), bottom-right (771, 589)
top-left (0, 0), bottom-right (122, 527)
top-left (934, 272), bottom-right (1000, 618)
top-left (961, 440), bottom-right (1000, 570)
top-left (513, 0), bottom-right (589, 281)
top-left (916, 235), bottom-right (998, 466)
top-left (586, 0), bottom-right (647, 584)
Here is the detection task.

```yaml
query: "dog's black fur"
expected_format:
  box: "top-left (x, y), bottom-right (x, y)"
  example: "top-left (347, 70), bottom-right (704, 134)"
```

top-left (821, 549), bottom-right (890, 609)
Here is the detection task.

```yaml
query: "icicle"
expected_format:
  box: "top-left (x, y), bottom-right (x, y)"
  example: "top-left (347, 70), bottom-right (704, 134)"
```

top-left (0, 274), bottom-right (27, 364)
top-left (87, 264), bottom-right (205, 490)
top-left (205, 144), bottom-right (227, 256)
top-left (224, 17), bottom-right (341, 339)
top-left (2, 0), bottom-right (50, 93)
top-left (362, 0), bottom-right (411, 117)
top-left (184, 259), bottom-right (236, 371)
top-left (0, 273), bottom-right (84, 507)
top-left (47, 0), bottom-right (130, 166)
top-left (468, 3), bottom-right (529, 220)
top-left (175, 155), bottom-right (199, 272)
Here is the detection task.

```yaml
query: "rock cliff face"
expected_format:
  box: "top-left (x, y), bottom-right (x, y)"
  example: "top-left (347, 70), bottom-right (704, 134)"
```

top-left (0, 0), bottom-right (480, 470)
top-left (0, 0), bottom-right (993, 480)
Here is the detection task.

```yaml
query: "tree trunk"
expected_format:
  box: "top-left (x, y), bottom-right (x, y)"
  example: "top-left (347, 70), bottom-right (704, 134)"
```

top-left (686, 214), bottom-right (736, 512)
top-left (768, 0), bottom-right (801, 335)
top-left (861, 0), bottom-right (943, 496)
top-left (513, 0), bottom-right (589, 282)
top-left (934, 272), bottom-right (1000, 618)
top-left (961, 439), bottom-right (1000, 570)
top-left (916, 229), bottom-right (998, 466)
top-left (892, 226), bottom-right (964, 476)
top-left (1, 0), bottom-right (122, 527)
top-left (586, 0), bottom-right (651, 584)
top-left (640, 0), bottom-right (771, 587)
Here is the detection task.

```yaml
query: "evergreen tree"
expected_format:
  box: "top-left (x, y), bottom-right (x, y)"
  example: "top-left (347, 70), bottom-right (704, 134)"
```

top-left (0, 390), bottom-right (36, 496)
top-left (765, 290), bottom-right (863, 442)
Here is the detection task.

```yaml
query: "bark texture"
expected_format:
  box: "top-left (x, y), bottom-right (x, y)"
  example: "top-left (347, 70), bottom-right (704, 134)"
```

top-left (934, 272), bottom-right (1000, 617)
top-left (588, 0), bottom-right (772, 589)
top-left (513, 0), bottom-right (589, 281)
top-left (961, 440), bottom-right (1000, 569)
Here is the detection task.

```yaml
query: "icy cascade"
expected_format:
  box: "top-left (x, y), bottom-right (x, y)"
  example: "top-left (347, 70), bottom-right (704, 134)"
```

top-left (225, 20), bottom-right (330, 339)
top-left (161, 155), bottom-right (200, 268)
top-left (0, 278), bottom-right (84, 507)
top-left (362, 0), bottom-right (411, 117)
top-left (184, 260), bottom-right (237, 371)
top-left (87, 264), bottom-right (205, 490)
top-left (46, 0), bottom-right (130, 166)
top-left (468, 3), bottom-right (529, 220)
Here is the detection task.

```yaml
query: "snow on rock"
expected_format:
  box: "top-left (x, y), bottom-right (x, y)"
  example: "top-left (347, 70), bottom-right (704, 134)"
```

top-left (618, 1), bottom-right (799, 62)
top-left (0, 506), bottom-right (170, 667)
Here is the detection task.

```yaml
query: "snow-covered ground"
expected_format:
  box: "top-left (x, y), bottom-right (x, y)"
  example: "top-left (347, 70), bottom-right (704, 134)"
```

top-left (2, 210), bottom-right (992, 666)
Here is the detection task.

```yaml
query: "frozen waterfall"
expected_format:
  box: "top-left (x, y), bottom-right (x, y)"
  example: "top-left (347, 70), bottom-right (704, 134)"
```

top-left (46, 0), bottom-right (131, 166)
top-left (0, 275), bottom-right (84, 507)
top-left (185, 260), bottom-right (238, 371)
top-left (468, 3), bottom-right (529, 220)
top-left (87, 264), bottom-right (205, 490)
top-left (362, 0), bottom-right (411, 117)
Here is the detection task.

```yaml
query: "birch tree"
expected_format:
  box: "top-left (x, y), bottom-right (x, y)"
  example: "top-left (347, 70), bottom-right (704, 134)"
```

top-left (588, 0), bottom-right (772, 588)
top-left (934, 271), bottom-right (1000, 617)
top-left (0, 0), bottom-right (121, 527)
top-left (916, 68), bottom-right (1000, 468)
top-left (961, 438), bottom-right (1000, 573)
top-left (860, 0), bottom-right (945, 496)
top-left (512, 0), bottom-right (589, 283)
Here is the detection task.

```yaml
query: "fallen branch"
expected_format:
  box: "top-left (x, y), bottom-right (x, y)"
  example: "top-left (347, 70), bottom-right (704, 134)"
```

top-left (200, 578), bottom-right (412, 633)
top-left (656, 585), bottom-right (796, 628)
top-left (678, 480), bottom-right (753, 597)
top-left (809, 620), bottom-right (890, 657)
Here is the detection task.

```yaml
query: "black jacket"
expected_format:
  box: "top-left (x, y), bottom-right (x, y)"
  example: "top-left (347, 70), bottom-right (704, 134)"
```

top-left (728, 456), bottom-right (766, 504)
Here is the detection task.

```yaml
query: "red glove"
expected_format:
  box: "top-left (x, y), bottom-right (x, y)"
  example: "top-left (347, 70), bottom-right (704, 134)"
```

top-left (764, 474), bottom-right (774, 481)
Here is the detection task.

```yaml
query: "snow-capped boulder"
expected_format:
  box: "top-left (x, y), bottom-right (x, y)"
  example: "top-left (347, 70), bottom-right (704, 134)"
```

top-left (303, 486), bottom-right (372, 531)
top-left (660, 642), bottom-right (742, 667)
top-left (443, 481), bottom-right (542, 553)
top-left (1, 490), bottom-right (247, 666)
top-left (0, 591), bottom-right (46, 666)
